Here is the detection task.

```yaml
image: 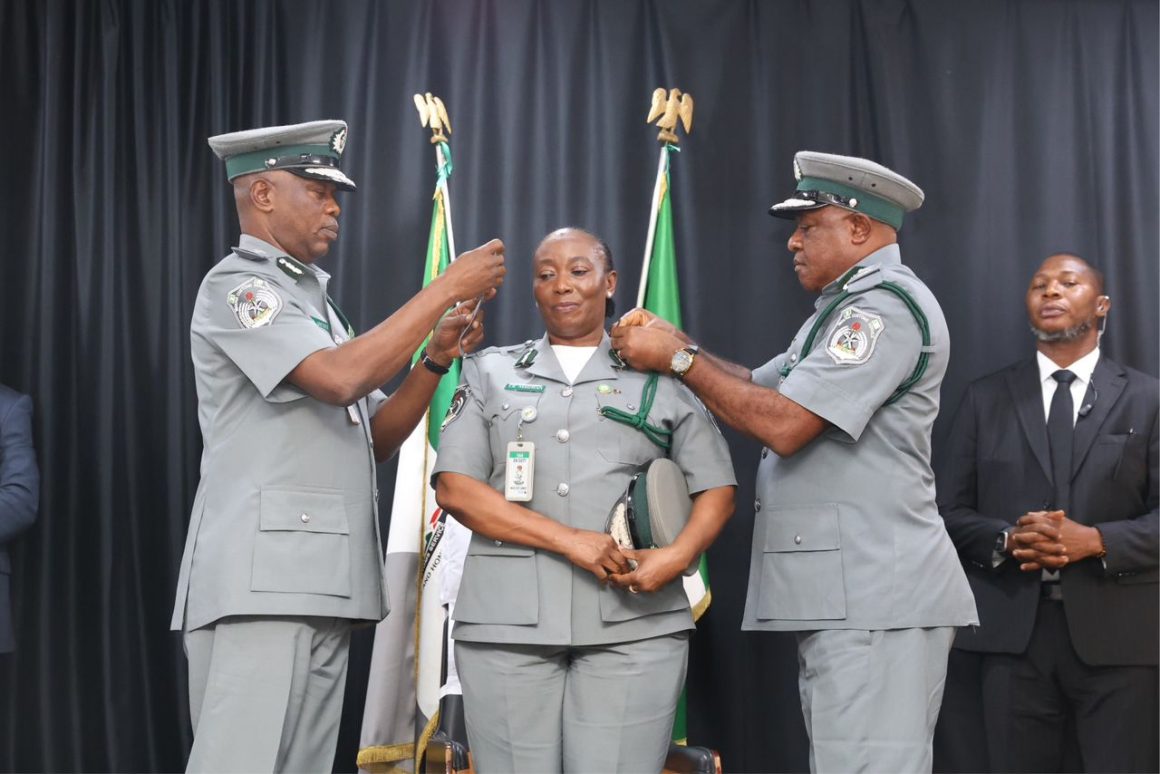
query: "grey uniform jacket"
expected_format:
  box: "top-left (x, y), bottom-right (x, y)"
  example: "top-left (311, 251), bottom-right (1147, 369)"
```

top-left (171, 234), bottom-right (389, 632)
top-left (742, 244), bottom-right (978, 632)
top-left (432, 334), bottom-right (736, 647)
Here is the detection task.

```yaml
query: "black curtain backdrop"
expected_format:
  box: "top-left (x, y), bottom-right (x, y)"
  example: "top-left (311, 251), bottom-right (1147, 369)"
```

top-left (0, 1), bottom-right (1155, 772)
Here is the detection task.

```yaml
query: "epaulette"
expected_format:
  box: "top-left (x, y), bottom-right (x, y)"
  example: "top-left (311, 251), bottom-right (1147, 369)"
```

top-left (231, 246), bottom-right (269, 262)
top-left (465, 340), bottom-right (532, 361)
top-left (843, 263), bottom-right (885, 293)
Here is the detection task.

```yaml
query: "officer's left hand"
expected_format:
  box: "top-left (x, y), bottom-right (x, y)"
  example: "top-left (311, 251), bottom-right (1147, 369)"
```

top-left (608, 546), bottom-right (689, 593)
top-left (609, 322), bottom-right (683, 374)
top-left (427, 299), bottom-right (486, 365)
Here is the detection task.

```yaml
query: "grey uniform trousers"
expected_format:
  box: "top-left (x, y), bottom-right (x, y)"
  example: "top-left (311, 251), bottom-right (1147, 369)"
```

top-left (796, 626), bottom-right (956, 774)
top-left (456, 633), bottom-right (689, 774)
top-left (183, 615), bottom-right (351, 773)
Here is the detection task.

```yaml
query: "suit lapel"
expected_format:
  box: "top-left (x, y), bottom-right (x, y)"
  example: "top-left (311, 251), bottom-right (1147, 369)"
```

top-left (1071, 356), bottom-right (1126, 477)
top-left (1008, 359), bottom-right (1053, 483)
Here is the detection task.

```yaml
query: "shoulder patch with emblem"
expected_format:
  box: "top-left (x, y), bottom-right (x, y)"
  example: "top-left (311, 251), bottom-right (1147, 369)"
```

top-left (441, 384), bottom-right (470, 430)
top-left (227, 277), bottom-right (282, 329)
top-left (825, 305), bottom-right (884, 365)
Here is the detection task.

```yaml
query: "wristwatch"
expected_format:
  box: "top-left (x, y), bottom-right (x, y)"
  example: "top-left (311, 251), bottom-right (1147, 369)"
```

top-left (670, 345), bottom-right (700, 378)
top-left (994, 528), bottom-right (1012, 556)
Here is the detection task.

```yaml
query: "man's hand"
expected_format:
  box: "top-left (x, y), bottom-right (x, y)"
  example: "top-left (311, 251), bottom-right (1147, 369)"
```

top-left (426, 300), bottom-right (485, 365)
top-left (616, 307), bottom-right (694, 343)
top-left (440, 238), bottom-right (507, 301)
top-left (610, 321), bottom-right (685, 373)
top-left (561, 528), bottom-right (631, 582)
top-left (1010, 510), bottom-right (1069, 571)
top-left (608, 546), bottom-right (691, 593)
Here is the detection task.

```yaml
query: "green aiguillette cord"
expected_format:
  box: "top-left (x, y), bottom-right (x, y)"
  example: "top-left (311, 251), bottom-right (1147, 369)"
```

top-left (599, 373), bottom-right (672, 450)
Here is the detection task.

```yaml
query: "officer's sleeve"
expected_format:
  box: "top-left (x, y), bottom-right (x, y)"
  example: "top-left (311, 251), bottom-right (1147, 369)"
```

top-left (430, 356), bottom-right (494, 484)
top-left (778, 291), bottom-right (923, 442)
top-left (200, 271), bottom-right (334, 400)
top-left (366, 388), bottom-right (389, 418)
top-left (751, 353), bottom-right (789, 389)
top-left (668, 381), bottom-right (738, 494)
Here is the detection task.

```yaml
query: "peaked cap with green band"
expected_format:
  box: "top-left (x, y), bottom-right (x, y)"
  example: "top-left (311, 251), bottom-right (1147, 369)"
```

top-left (769, 151), bottom-right (923, 230)
top-left (208, 119), bottom-right (356, 191)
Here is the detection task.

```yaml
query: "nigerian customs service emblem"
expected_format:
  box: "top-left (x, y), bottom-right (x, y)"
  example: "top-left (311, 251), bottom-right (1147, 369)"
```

top-left (825, 305), bottom-right (884, 365)
top-left (227, 277), bottom-right (283, 329)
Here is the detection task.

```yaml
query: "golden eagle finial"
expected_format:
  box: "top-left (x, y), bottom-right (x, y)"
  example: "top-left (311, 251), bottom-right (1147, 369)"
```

top-left (413, 92), bottom-right (452, 144)
top-left (646, 87), bottom-right (694, 144)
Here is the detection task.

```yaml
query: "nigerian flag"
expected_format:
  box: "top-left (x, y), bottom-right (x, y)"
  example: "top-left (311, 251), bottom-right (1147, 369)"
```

top-left (639, 143), bottom-right (710, 745)
top-left (358, 143), bottom-right (470, 773)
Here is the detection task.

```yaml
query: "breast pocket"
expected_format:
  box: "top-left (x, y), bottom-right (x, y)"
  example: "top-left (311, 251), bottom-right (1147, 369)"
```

top-left (594, 391), bottom-right (670, 467)
top-left (454, 539), bottom-right (540, 625)
top-left (252, 486), bottom-right (352, 597)
top-left (755, 504), bottom-right (847, 621)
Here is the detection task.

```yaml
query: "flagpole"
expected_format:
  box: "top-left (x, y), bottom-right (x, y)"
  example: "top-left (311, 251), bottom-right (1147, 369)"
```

top-left (436, 143), bottom-right (457, 261)
top-left (636, 145), bottom-right (668, 308)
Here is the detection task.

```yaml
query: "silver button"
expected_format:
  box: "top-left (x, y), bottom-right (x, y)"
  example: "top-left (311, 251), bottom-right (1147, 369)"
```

top-left (794, 535), bottom-right (802, 545)
top-left (790, 353), bottom-right (798, 363)
top-left (556, 483), bottom-right (570, 496)
top-left (494, 539), bottom-right (503, 547)
top-left (556, 429), bottom-right (570, 443)
top-left (754, 499), bottom-right (761, 511)
top-left (502, 402), bottom-right (510, 410)
top-left (562, 387), bottom-right (574, 397)
top-left (626, 403), bottom-right (636, 411)
top-left (300, 513), bottom-right (311, 524)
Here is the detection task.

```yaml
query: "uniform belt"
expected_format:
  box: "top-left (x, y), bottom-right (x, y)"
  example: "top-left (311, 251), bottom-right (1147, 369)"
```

top-left (1040, 582), bottom-right (1063, 601)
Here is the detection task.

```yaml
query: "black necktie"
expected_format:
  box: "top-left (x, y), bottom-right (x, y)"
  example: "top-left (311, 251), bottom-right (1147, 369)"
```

top-left (1047, 369), bottom-right (1077, 513)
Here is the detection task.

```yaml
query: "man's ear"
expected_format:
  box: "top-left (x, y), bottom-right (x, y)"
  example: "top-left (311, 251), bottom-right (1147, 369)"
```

top-left (249, 177), bottom-right (275, 213)
top-left (847, 212), bottom-right (873, 244)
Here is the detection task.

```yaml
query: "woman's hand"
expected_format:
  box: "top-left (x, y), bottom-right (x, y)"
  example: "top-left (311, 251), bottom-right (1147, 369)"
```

top-left (561, 528), bottom-right (632, 582)
top-left (608, 546), bottom-right (692, 594)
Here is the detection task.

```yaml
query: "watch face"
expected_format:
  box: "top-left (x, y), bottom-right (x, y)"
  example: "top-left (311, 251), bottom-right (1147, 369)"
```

top-left (671, 349), bottom-right (694, 375)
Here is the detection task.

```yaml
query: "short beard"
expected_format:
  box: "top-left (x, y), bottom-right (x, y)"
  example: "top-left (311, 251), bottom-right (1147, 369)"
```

top-left (1030, 319), bottom-right (1091, 343)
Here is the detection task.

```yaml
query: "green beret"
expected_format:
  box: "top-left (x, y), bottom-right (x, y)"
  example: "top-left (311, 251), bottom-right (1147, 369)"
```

top-left (769, 151), bottom-right (923, 230)
top-left (207, 119), bottom-right (356, 191)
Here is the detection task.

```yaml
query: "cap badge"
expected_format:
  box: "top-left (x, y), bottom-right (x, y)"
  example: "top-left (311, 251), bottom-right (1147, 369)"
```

top-left (329, 127), bottom-right (347, 155)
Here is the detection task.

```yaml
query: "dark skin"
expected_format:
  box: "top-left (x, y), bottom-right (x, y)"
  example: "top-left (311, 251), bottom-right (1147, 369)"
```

top-left (436, 229), bottom-right (735, 591)
top-left (233, 170), bottom-right (507, 462)
top-left (611, 205), bottom-right (896, 457)
top-left (1008, 254), bottom-right (1111, 571)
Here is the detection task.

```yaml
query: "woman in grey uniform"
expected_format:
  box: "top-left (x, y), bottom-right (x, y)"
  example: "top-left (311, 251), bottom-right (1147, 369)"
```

top-left (433, 227), bottom-right (736, 773)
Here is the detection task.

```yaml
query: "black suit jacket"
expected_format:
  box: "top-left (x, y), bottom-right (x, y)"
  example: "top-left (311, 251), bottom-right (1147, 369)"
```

top-left (0, 385), bottom-right (38, 653)
top-left (939, 355), bottom-right (1158, 666)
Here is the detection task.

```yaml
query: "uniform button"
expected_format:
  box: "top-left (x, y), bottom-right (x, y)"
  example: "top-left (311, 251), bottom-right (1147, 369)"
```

top-left (494, 539), bottom-right (503, 547)
top-left (562, 387), bottom-right (573, 397)
top-left (333, 336), bottom-right (343, 345)
top-left (627, 403), bottom-right (637, 411)
top-left (790, 353), bottom-right (798, 363)
top-left (556, 483), bottom-right (570, 497)
top-left (502, 402), bottom-right (510, 410)
top-left (556, 429), bottom-right (570, 443)
top-left (754, 499), bottom-right (761, 511)
top-left (761, 448), bottom-right (769, 459)
top-left (794, 535), bottom-right (802, 545)
top-left (300, 513), bottom-right (311, 524)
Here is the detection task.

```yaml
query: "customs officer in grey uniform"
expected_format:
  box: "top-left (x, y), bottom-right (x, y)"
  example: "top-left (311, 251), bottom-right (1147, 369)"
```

top-left (613, 152), bottom-right (978, 773)
top-left (433, 228), bottom-right (736, 773)
top-left (171, 120), bottom-right (506, 773)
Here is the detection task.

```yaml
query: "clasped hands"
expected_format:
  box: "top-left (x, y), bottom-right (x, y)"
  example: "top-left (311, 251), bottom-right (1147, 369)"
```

top-left (563, 528), bottom-right (690, 594)
top-left (609, 308), bottom-right (694, 373)
top-left (1008, 510), bottom-right (1104, 572)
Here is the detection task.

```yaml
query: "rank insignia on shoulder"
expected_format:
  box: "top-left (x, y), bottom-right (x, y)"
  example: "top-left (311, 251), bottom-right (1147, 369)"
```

top-left (442, 384), bottom-right (470, 430)
top-left (275, 256), bottom-right (307, 281)
top-left (227, 277), bottom-right (282, 329)
top-left (825, 305), bottom-right (884, 365)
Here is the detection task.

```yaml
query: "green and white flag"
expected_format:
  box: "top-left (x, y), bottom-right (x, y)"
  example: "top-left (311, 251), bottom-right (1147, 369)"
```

top-left (358, 143), bottom-right (468, 773)
top-left (637, 143), bottom-right (709, 745)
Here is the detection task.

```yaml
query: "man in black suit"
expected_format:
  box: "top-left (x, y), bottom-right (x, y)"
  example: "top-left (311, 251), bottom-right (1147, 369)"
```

top-left (0, 384), bottom-right (38, 655)
top-left (939, 253), bottom-right (1158, 772)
